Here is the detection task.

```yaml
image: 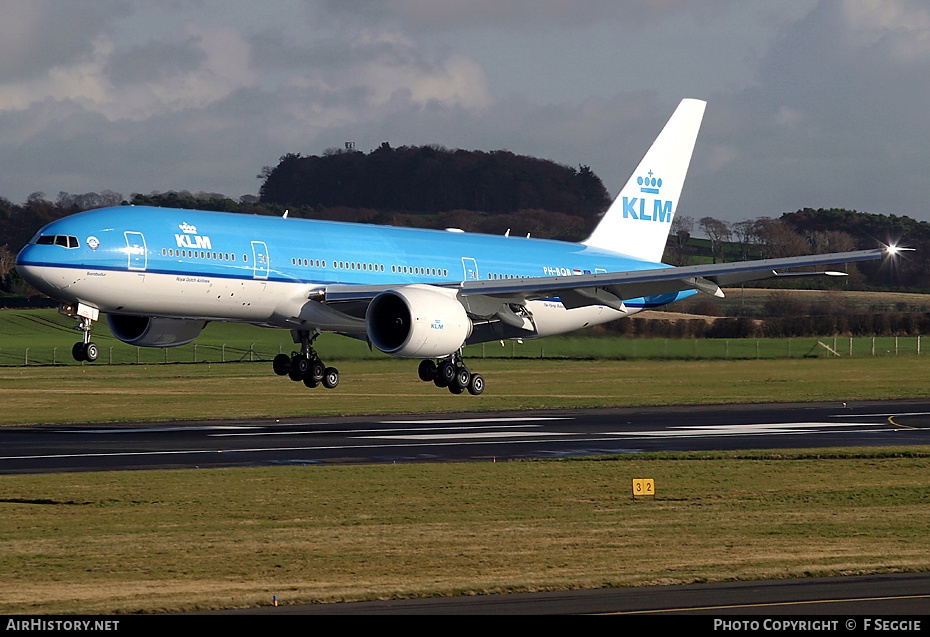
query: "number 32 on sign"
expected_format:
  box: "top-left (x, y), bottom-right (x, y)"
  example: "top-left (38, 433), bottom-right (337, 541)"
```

top-left (632, 478), bottom-right (655, 500)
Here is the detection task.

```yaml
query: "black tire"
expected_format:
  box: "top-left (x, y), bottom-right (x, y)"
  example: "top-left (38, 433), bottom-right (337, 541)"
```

top-left (288, 355), bottom-right (304, 382)
top-left (454, 366), bottom-right (470, 390)
top-left (418, 359), bottom-right (437, 382)
top-left (310, 360), bottom-right (326, 383)
top-left (83, 342), bottom-right (99, 362)
top-left (272, 353), bottom-right (291, 376)
top-left (448, 383), bottom-right (464, 394)
top-left (467, 373), bottom-right (485, 396)
top-left (295, 356), bottom-right (311, 378)
top-left (303, 376), bottom-right (319, 389)
top-left (322, 367), bottom-right (339, 389)
top-left (437, 360), bottom-right (456, 385)
top-left (72, 342), bottom-right (85, 362)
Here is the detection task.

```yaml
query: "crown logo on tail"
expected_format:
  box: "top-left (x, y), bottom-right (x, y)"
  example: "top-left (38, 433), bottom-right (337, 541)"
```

top-left (637, 170), bottom-right (662, 195)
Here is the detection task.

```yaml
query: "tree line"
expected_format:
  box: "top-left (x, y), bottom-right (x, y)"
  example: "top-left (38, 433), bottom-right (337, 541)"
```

top-left (259, 144), bottom-right (611, 222)
top-left (665, 210), bottom-right (917, 289)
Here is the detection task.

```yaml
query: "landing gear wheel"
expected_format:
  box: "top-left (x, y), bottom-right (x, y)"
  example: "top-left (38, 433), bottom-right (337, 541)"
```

top-left (303, 376), bottom-right (319, 389)
top-left (437, 360), bottom-right (456, 386)
top-left (418, 359), bottom-right (437, 382)
top-left (454, 366), bottom-right (470, 390)
top-left (83, 342), bottom-right (99, 362)
top-left (72, 342), bottom-right (86, 362)
top-left (295, 356), bottom-right (311, 378)
top-left (272, 353), bottom-right (291, 376)
top-left (322, 367), bottom-right (339, 389)
top-left (309, 360), bottom-right (326, 383)
top-left (467, 373), bottom-right (485, 396)
top-left (448, 383), bottom-right (464, 394)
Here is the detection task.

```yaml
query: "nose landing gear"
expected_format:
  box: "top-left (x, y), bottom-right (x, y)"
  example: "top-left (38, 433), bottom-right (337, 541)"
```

top-left (63, 303), bottom-right (100, 362)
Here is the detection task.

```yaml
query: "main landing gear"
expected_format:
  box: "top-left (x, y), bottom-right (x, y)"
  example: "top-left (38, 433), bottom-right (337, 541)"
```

top-left (272, 330), bottom-right (339, 390)
top-left (417, 352), bottom-right (484, 395)
top-left (64, 304), bottom-right (100, 362)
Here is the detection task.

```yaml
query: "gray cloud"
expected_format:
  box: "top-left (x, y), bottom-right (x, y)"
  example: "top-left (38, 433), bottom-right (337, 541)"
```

top-left (0, 0), bottom-right (131, 82)
top-left (381, 0), bottom-right (732, 31)
top-left (105, 38), bottom-right (208, 86)
top-left (690, 0), bottom-right (930, 220)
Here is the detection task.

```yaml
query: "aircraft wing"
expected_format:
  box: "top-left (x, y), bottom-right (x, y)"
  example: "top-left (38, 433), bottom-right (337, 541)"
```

top-left (322, 247), bottom-right (892, 315)
top-left (455, 247), bottom-right (892, 311)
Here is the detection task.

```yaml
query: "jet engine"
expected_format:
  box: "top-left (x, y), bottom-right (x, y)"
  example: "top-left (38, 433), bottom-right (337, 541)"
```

top-left (107, 314), bottom-right (207, 347)
top-left (366, 285), bottom-right (472, 358)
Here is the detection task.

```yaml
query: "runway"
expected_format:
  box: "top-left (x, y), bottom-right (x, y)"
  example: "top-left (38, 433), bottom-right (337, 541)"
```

top-left (3, 399), bottom-right (930, 473)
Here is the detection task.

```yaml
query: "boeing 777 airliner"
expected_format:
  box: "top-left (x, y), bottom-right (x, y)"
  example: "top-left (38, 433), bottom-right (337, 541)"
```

top-left (15, 99), bottom-right (895, 395)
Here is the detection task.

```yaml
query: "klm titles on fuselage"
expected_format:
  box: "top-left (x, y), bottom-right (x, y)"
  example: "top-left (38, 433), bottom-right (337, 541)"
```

top-left (175, 222), bottom-right (212, 250)
top-left (622, 171), bottom-right (673, 222)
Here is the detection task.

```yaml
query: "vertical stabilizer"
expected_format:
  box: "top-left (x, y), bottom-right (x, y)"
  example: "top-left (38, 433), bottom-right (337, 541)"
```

top-left (582, 98), bottom-right (706, 263)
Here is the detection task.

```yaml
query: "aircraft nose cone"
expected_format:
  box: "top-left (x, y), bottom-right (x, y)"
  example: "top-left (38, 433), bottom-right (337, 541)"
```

top-left (15, 244), bottom-right (36, 272)
top-left (15, 244), bottom-right (59, 297)
top-left (16, 247), bottom-right (43, 286)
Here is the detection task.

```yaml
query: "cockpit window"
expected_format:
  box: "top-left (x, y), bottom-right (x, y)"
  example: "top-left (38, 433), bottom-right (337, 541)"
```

top-left (35, 235), bottom-right (79, 248)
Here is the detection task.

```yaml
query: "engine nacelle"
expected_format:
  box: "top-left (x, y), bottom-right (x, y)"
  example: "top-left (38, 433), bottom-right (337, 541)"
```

top-left (366, 285), bottom-right (472, 358)
top-left (107, 315), bottom-right (207, 348)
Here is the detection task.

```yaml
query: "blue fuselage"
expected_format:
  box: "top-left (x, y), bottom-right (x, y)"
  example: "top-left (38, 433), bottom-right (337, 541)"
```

top-left (16, 206), bottom-right (693, 317)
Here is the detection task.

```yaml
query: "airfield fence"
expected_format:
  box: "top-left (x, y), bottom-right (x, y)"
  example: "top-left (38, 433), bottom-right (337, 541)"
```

top-left (0, 343), bottom-right (286, 367)
top-left (1, 335), bottom-right (927, 366)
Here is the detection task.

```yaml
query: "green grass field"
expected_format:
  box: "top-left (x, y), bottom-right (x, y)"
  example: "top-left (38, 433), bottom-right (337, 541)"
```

top-left (3, 355), bottom-right (930, 425)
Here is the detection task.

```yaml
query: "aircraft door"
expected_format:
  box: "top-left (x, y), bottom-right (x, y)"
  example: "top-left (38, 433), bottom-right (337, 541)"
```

top-left (251, 241), bottom-right (269, 279)
top-left (124, 232), bottom-right (147, 271)
top-left (461, 257), bottom-right (479, 282)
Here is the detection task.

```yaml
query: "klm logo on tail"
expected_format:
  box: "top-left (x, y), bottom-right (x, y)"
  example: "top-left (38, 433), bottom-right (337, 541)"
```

top-left (622, 170), bottom-right (673, 223)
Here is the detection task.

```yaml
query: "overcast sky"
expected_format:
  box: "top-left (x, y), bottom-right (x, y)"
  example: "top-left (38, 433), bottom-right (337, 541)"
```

top-left (1, 0), bottom-right (928, 224)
